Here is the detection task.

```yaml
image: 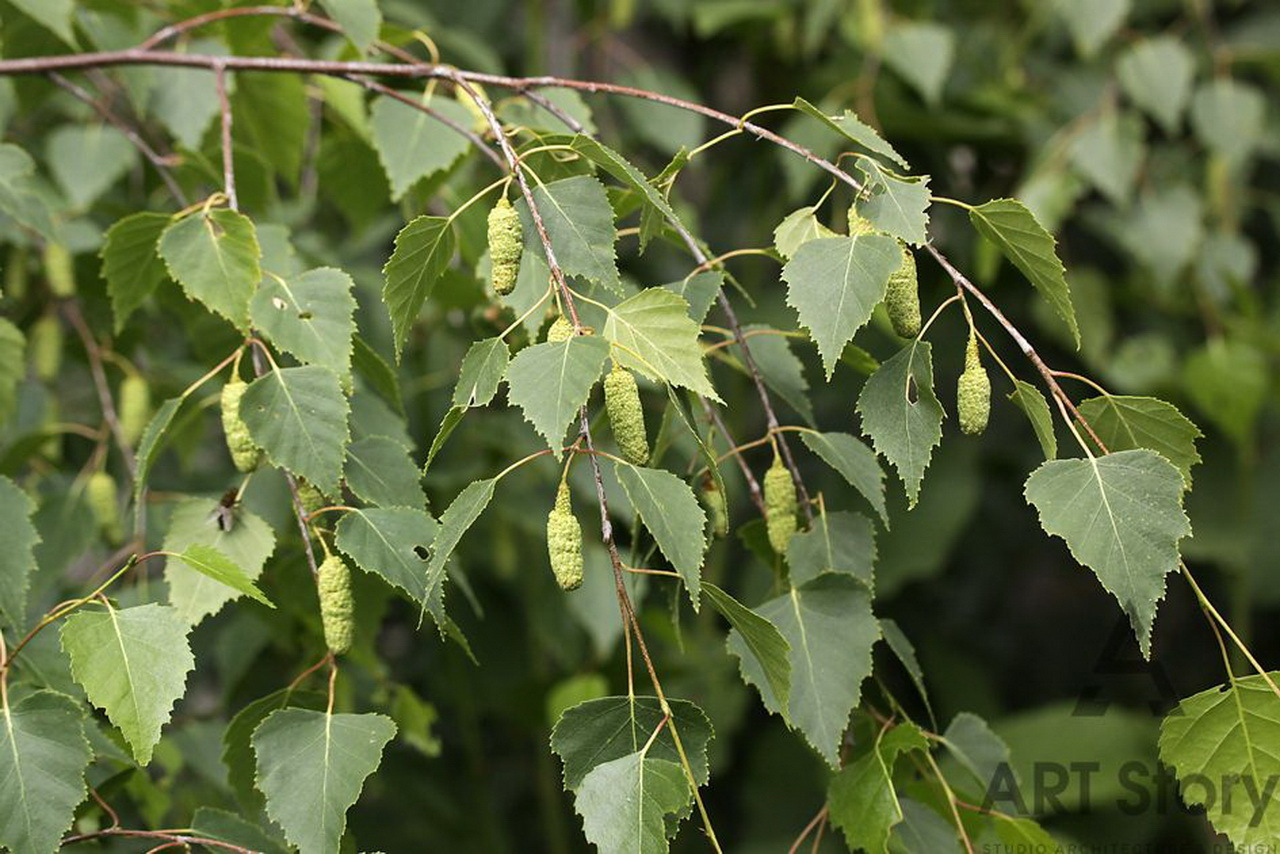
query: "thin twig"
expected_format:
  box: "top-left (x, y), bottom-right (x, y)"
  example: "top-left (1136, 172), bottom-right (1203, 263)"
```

top-left (214, 63), bottom-right (236, 210)
top-left (700, 399), bottom-right (766, 516)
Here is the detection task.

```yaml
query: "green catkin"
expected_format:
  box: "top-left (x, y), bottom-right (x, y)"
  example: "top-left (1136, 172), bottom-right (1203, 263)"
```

top-left (118, 374), bottom-right (151, 445)
top-left (87, 471), bottom-right (122, 545)
top-left (296, 479), bottom-right (326, 515)
top-left (487, 196), bottom-right (522, 296)
top-left (885, 243), bottom-right (921, 339)
top-left (220, 377), bottom-right (262, 472)
top-left (763, 455), bottom-right (797, 554)
top-left (41, 399), bottom-right (61, 462)
top-left (5, 246), bottom-right (29, 300)
top-left (546, 482), bottom-right (583, 591)
top-left (848, 209), bottom-right (876, 237)
top-left (957, 332), bottom-right (991, 435)
top-left (43, 243), bottom-right (75, 298)
top-left (29, 314), bottom-right (63, 381)
top-left (546, 316), bottom-right (574, 343)
top-left (700, 475), bottom-right (728, 538)
top-left (317, 554), bottom-right (355, 655)
top-left (604, 364), bottom-right (649, 466)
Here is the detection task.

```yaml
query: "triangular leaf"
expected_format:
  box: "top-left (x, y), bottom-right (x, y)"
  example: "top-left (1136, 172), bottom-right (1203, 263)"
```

top-left (452, 337), bottom-right (509, 408)
top-left (100, 212), bottom-right (171, 333)
top-left (1077, 395), bottom-right (1201, 486)
top-left (1024, 449), bottom-right (1191, 657)
top-left (856, 340), bottom-right (944, 507)
top-left (786, 510), bottom-right (876, 587)
top-left (603, 288), bottom-right (717, 399)
top-left (799, 431), bottom-right (888, 525)
top-left (222, 688), bottom-right (327, 812)
top-left (345, 436), bottom-right (427, 508)
top-left (616, 464), bottom-right (707, 606)
top-left (515, 175), bottom-right (621, 294)
top-left (252, 709), bottom-right (396, 854)
top-left (704, 583), bottom-right (791, 716)
top-left (240, 365), bottom-right (350, 496)
top-left (506, 336), bottom-right (610, 452)
top-left (828, 722), bottom-right (929, 852)
top-left (783, 233), bottom-right (903, 379)
top-left (335, 506), bottom-right (438, 604)
top-left (1008, 380), bottom-right (1057, 461)
top-left (969, 199), bottom-right (1078, 348)
top-left (251, 267), bottom-right (357, 382)
top-left (574, 753), bottom-right (690, 854)
top-left (382, 216), bottom-right (455, 358)
top-left (370, 95), bottom-right (472, 200)
top-left (163, 496), bottom-right (276, 625)
top-left (174, 544), bottom-right (273, 609)
top-left (158, 208), bottom-right (262, 329)
top-left (60, 603), bottom-right (194, 764)
top-left (857, 160), bottom-right (931, 246)
top-left (0, 691), bottom-right (92, 854)
top-left (0, 474), bottom-right (39, 629)
top-left (793, 98), bottom-right (909, 170)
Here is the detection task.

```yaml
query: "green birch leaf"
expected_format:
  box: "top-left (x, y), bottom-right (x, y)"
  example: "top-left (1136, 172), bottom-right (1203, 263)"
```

top-left (352, 335), bottom-right (403, 414)
top-left (46, 124), bottom-right (136, 210)
top-left (856, 340), bottom-right (944, 507)
top-left (891, 799), bottom-right (963, 853)
top-left (163, 497), bottom-right (276, 624)
top-left (452, 337), bottom-right (509, 408)
top-left (733, 324), bottom-right (815, 425)
top-left (158, 208), bottom-right (262, 329)
top-left (799, 432), bottom-right (888, 524)
top-left (574, 753), bottom-right (690, 854)
top-left (882, 22), bottom-right (955, 106)
top-left (1054, 0), bottom-right (1129, 57)
top-left (8, 0), bottom-right (76, 45)
top-left (422, 407), bottom-right (465, 476)
top-left (190, 807), bottom-right (289, 854)
top-left (857, 161), bottom-right (931, 246)
top-left (100, 212), bottom-right (170, 333)
top-left (1183, 338), bottom-right (1267, 447)
top-left (223, 689), bottom-right (327, 812)
top-left (0, 474), bottom-right (39, 629)
top-left (603, 288), bottom-right (717, 398)
top-left (506, 336), bottom-right (610, 452)
top-left (1008, 380), bottom-right (1057, 461)
top-left (1024, 449), bottom-right (1191, 657)
top-left (1190, 78), bottom-right (1265, 165)
top-left (793, 98), bottom-right (909, 170)
top-left (316, 0), bottom-right (382, 52)
top-left (515, 175), bottom-right (621, 294)
top-left (0, 691), bottom-right (92, 854)
top-left (149, 39), bottom-right (224, 149)
top-left (1068, 111), bottom-right (1145, 206)
top-left (1117, 37), bottom-right (1195, 133)
top-left (749, 573), bottom-right (880, 765)
top-left (704, 583), bottom-right (791, 717)
top-left (174, 544), bottom-right (273, 609)
top-left (132, 397), bottom-right (182, 508)
top-left (993, 815), bottom-right (1063, 851)
top-left (345, 436), bottom-right (426, 508)
top-left (252, 709), bottom-right (396, 854)
top-left (250, 267), bottom-right (357, 382)
top-left (774, 206), bottom-right (837, 260)
top-left (567, 135), bottom-right (689, 238)
top-left (1077, 396), bottom-right (1201, 486)
top-left (60, 603), bottom-right (194, 764)
top-left (616, 464), bottom-right (707, 605)
top-left (335, 506), bottom-right (437, 604)
top-left (240, 365), bottom-right (350, 496)
top-left (1158, 672), bottom-right (1280, 849)
top-left (942, 711), bottom-right (1013, 794)
top-left (968, 199), bottom-right (1078, 348)
top-left (422, 478), bottom-right (497, 624)
top-left (828, 722), bottom-right (929, 853)
top-left (234, 72), bottom-right (309, 185)
top-left (370, 95), bottom-right (472, 200)
top-left (382, 216), bottom-right (455, 359)
top-left (786, 510), bottom-right (876, 587)
top-left (551, 696), bottom-right (713, 789)
top-left (783, 233), bottom-right (903, 379)
top-left (661, 270), bottom-right (721, 324)
top-left (0, 144), bottom-right (55, 240)
top-left (879, 619), bottom-right (935, 728)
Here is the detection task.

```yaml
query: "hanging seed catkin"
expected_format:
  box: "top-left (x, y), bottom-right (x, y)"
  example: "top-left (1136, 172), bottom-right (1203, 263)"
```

top-left (546, 316), bottom-right (574, 343)
top-left (700, 474), bottom-right (728, 538)
top-left (885, 243), bottom-right (921, 339)
top-left (546, 482), bottom-right (583, 591)
top-left (296, 479), bottom-right (326, 515)
top-left (43, 243), bottom-right (75, 298)
top-left (87, 471), bottom-right (122, 545)
top-left (487, 196), bottom-right (522, 296)
top-left (118, 374), bottom-right (151, 445)
top-left (220, 377), bottom-right (262, 472)
top-left (764, 455), bottom-right (797, 554)
top-left (604, 364), bottom-right (649, 466)
top-left (317, 554), bottom-right (355, 655)
top-left (848, 210), bottom-right (876, 237)
top-left (29, 314), bottom-right (63, 381)
top-left (957, 332), bottom-right (991, 435)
